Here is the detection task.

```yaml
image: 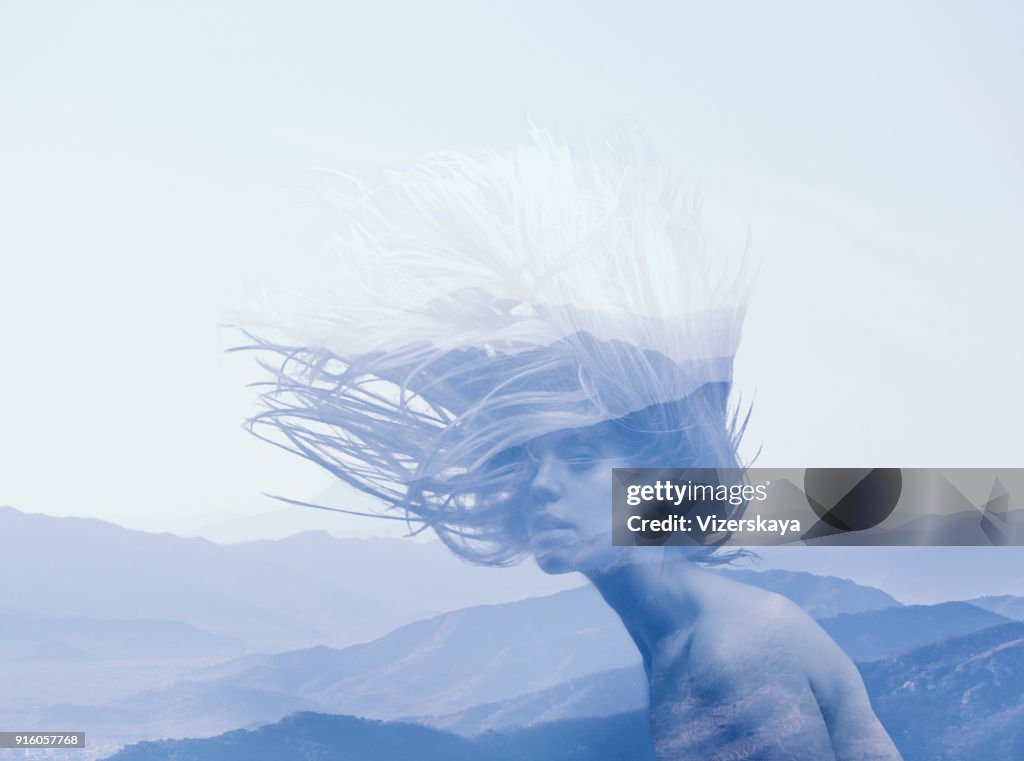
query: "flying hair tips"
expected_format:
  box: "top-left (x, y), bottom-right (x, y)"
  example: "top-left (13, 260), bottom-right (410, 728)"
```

top-left (238, 129), bottom-right (753, 565)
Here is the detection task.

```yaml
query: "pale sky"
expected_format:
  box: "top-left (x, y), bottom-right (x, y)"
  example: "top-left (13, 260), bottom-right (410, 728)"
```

top-left (1, 1), bottom-right (1021, 539)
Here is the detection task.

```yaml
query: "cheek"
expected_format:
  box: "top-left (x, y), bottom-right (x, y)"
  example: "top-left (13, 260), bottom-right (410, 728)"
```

top-left (585, 461), bottom-right (620, 499)
top-left (569, 467), bottom-right (616, 535)
top-left (582, 468), bottom-right (612, 502)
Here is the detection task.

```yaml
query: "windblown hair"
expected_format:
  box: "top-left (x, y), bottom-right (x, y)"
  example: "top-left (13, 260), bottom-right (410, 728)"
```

top-left (240, 130), bottom-right (752, 565)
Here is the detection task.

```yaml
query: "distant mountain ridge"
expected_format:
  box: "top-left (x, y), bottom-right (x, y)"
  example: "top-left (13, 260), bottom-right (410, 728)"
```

top-left (0, 505), bottom-right (576, 650)
top-left (104, 623), bottom-right (1024, 761)
top-left (966, 594), bottom-right (1024, 620)
top-left (0, 507), bottom-right (902, 654)
top-left (411, 602), bottom-right (1012, 736)
top-left (48, 573), bottom-right (941, 747)
top-left (717, 568), bottom-right (901, 618)
top-left (140, 568), bottom-right (906, 722)
top-left (102, 710), bottom-right (657, 761)
top-left (0, 612), bottom-right (242, 663)
top-left (71, 586), bottom-right (637, 741)
top-left (818, 602), bottom-right (1011, 661)
top-left (41, 681), bottom-right (321, 742)
top-left (413, 667), bottom-right (648, 735)
top-left (9, 504), bottom-right (1019, 761)
top-left (748, 546), bottom-right (1024, 604)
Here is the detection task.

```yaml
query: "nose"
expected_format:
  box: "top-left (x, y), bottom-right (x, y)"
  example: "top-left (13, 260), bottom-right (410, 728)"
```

top-left (528, 455), bottom-right (564, 505)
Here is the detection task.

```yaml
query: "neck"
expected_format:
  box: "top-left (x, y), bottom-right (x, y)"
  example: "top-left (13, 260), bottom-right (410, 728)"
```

top-left (583, 554), bottom-right (705, 674)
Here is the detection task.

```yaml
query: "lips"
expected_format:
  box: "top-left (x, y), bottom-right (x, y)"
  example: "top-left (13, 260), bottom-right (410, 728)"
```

top-left (529, 515), bottom-right (574, 534)
top-left (530, 527), bottom-right (573, 544)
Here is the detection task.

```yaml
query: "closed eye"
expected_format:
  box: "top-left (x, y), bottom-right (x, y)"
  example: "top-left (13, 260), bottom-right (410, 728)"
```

top-left (563, 448), bottom-right (601, 472)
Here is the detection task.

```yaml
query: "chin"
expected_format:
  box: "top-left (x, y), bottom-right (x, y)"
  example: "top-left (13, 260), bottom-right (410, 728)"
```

top-left (530, 529), bottom-right (615, 575)
top-left (534, 539), bottom-right (607, 575)
top-left (533, 543), bottom-right (607, 576)
top-left (533, 549), bottom-right (577, 575)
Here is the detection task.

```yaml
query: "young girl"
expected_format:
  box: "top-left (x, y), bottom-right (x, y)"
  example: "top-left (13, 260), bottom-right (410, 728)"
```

top-left (244, 132), bottom-right (902, 760)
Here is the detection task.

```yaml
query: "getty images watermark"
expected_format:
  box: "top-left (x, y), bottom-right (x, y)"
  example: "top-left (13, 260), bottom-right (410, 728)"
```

top-left (611, 468), bottom-right (1024, 547)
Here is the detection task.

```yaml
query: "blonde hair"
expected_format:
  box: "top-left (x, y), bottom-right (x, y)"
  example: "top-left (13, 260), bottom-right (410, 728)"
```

top-left (241, 130), bottom-right (751, 564)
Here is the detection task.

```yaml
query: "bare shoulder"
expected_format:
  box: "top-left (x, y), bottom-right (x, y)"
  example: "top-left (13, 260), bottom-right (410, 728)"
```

top-left (646, 577), bottom-right (835, 759)
top-left (654, 573), bottom-right (903, 760)
top-left (683, 575), bottom-right (869, 710)
top-left (686, 574), bottom-right (834, 678)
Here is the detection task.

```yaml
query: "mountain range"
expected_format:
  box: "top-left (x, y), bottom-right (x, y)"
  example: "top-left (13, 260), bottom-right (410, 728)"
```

top-left (862, 622), bottom-right (1024, 760)
top-left (6, 506), bottom-right (1024, 761)
top-left (965, 594), bottom-right (1024, 620)
top-left (413, 601), bottom-right (1012, 735)
top-left (104, 623), bottom-right (1024, 761)
top-left (41, 574), bottom-right (999, 748)
top-left (718, 568), bottom-right (900, 618)
top-left (104, 710), bottom-right (657, 761)
top-left (0, 612), bottom-right (242, 664)
top-left (0, 505), bottom-right (577, 651)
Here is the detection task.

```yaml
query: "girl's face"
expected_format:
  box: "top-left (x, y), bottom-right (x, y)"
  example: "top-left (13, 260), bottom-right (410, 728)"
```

top-left (522, 428), bottom-right (634, 575)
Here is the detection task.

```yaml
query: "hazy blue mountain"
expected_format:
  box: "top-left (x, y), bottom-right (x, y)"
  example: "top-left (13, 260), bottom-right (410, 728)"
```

top-left (0, 612), bottom-right (242, 663)
top-left (0, 506), bottom-right (900, 656)
top-left (25, 587), bottom-right (632, 745)
top-left (477, 711), bottom-right (655, 761)
top-left (185, 568), bottom-right (903, 719)
top-left (40, 681), bottom-right (320, 740)
top-left (188, 586), bottom-right (637, 718)
top-left (416, 666), bottom-right (647, 735)
top-left (426, 622), bottom-right (1024, 759)
top-left (818, 602), bottom-right (1011, 661)
top-left (102, 713), bottom-right (474, 761)
top-left (0, 507), bottom-right (395, 650)
top-left (965, 594), bottom-right (1024, 620)
top-left (102, 710), bottom-right (656, 761)
top-left (78, 598), bottom-right (1024, 759)
top-left (221, 527), bottom-right (580, 619)
top-left (414, 602), bottom-right (1014, 735)
top-left (749, 545), bottom-right (1024, 604)
top-left (37, 568), bottom-right (914, 746)
top-left (862, 622), bottom-right (1024, 761)
top-left (717, 568), bottom-right (902, 618)
top-left (0, 506), bottom-right (574, 651)
top-left (97, 621), bottom-right (1024, 761)
top-left (856, 509), bottom-right (1024, 547)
